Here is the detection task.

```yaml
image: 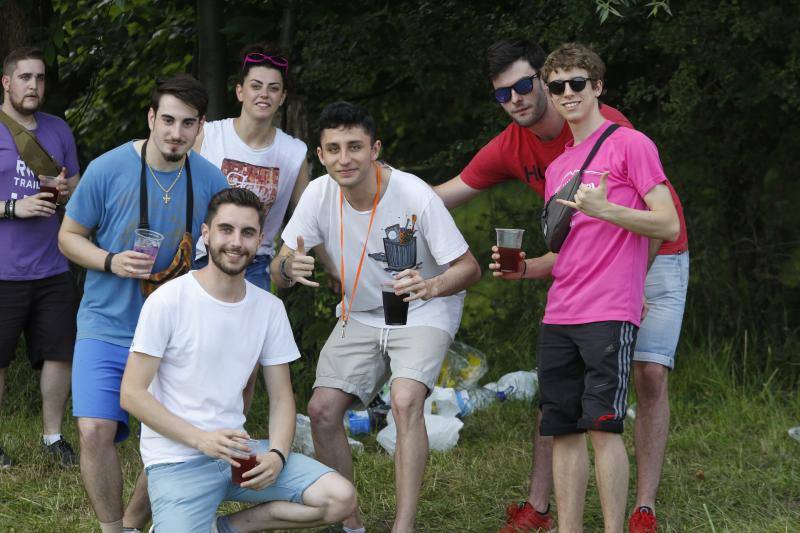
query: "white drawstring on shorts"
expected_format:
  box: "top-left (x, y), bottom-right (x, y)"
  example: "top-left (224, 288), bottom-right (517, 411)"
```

top-left (379, 327), bottom-right (391, 355)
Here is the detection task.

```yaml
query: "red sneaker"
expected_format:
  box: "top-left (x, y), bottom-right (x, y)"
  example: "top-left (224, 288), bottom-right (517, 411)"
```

top-left (498, 501), bottom-right (555, 532)
top-left (628, 506), bottom-right (657, 533)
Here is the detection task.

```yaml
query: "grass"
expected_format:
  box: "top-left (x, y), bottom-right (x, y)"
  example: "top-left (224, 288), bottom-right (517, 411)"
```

top-left (1, 341), bottom-right (798, 532)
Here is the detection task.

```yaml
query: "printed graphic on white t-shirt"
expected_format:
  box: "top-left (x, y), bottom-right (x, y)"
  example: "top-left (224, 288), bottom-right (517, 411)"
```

top-left (368, 215), bottom-right (421, 271)
top-left (221, 158), bottom-right (279, 216)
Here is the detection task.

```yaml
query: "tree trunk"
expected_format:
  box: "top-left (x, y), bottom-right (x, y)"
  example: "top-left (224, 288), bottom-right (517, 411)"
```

top-left (196, 0), bottom-right (227, 120)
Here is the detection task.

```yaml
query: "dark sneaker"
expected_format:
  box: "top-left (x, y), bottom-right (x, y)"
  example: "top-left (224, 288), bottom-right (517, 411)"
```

top-left (499, 501), bottom-right (555, 532)
top-left (628, 506), bottom-right (658, 533)
top-left (44, 437), bottom-right (77, 466)
top-left (0, 446), bottom-right (12, 468)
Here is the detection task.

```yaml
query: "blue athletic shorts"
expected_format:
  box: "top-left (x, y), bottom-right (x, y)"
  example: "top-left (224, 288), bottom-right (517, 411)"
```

top-left (634, 252), bottom-right (689, 369)
top-left (72, 338), bottom-right (131, 442)
top-left (146, 439), bottom-right (334, 532)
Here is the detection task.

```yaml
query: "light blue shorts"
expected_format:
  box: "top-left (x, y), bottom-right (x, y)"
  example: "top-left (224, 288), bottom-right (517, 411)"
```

top-left (146, 440), bottom-right (334, 532)
top-left (72, 338), bottom-right (131, 442)
top-left (634, 252), bottom-right (690, 369)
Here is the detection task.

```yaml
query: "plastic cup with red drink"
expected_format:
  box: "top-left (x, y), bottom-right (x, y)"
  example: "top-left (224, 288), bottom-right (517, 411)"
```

top-left (495, 228), bottom-right (525, 273)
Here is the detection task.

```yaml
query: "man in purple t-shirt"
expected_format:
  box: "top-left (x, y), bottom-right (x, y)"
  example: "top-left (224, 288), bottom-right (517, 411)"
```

top-left (0, 47), bottom-right (80, 467)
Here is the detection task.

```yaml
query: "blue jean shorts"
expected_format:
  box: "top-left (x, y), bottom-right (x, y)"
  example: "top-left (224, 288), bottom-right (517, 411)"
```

top-left (633, 252), bottom-right (689, 369)
top-left (146, 440), bottom-right (334, 532)
top-left (71, 338), bottom-right (131, 442)
top-left (194, 253), bottom-right (271, 291)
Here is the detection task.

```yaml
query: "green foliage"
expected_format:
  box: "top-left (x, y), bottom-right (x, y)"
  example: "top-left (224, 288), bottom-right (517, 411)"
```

top-left (37, 0), bottom-right (800, 383)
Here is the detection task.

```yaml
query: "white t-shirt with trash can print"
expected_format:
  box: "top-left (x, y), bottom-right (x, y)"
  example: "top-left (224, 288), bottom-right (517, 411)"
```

top-left (281, 166), bottom-right (469, 338)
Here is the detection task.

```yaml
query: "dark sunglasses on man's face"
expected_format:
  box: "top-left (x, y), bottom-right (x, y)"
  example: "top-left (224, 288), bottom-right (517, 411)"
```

top-left (546, 77), bottom-right (595, 95)
top-left (493, 73), bottom-right (539, 103)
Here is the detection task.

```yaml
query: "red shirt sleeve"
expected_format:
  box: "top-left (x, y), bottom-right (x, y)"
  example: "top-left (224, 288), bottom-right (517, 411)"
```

top-left (459, 124), bottom-right (522, 190)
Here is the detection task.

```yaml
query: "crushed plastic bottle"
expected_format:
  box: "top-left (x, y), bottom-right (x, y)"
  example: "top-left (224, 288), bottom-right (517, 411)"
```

top-left (456, 386), bottom-right (513, 417)
top-left (293, 414), bottom-right (364, 456)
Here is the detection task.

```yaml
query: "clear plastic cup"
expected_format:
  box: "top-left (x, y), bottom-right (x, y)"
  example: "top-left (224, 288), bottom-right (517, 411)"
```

top-left (38, 175), bottom-right (60, 205)
top-left (133, 229), bottom-right (165, 271)
top-left (230, 438), bottom-right (260, 486)
top-left (381, 280), bottom-right (410, 325)
top-left (495, 228), bottom-right (525, 273)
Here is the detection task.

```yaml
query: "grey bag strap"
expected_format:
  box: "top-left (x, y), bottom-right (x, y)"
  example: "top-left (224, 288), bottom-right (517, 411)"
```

top-left (578, 123), bottom-right (621, 177)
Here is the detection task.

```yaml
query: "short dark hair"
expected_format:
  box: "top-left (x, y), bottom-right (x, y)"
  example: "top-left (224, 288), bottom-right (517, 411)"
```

top-left (204, 187), bottom-right (263, 224)
top-left (487, 38), bottom-right (546, 81)
top-left (3, 46), bottom-right (44, 76)
top-left (149, 74), bottom-right (209, 117)
top-left (318, 101), bottom-right (377, 144)
top-left (238, 42), bottom-right (288, 86)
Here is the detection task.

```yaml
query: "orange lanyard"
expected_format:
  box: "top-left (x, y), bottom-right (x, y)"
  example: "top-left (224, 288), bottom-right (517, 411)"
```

top-left (339, 163), bottom-right (382, 336)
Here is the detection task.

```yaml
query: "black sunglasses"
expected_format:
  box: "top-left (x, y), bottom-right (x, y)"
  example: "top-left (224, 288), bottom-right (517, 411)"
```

top-left (493, 73), bottom-right (539, 103)
top-left (546, 77), bottom-right (595, 95)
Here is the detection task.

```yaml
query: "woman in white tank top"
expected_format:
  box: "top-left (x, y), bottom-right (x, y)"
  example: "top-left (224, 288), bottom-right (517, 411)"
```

top-left (193, 43), bottom-right (310, 291)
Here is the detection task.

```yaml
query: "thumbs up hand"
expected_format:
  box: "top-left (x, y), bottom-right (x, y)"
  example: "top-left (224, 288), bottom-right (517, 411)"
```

top-left (556, 171), bottom-right (610, 219)
top-left (284, 236), bottom-right (319, 287)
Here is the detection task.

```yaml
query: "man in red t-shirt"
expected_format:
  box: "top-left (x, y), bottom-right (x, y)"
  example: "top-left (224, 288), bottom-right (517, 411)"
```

top-left (434, 38), bottom-right (689, 533)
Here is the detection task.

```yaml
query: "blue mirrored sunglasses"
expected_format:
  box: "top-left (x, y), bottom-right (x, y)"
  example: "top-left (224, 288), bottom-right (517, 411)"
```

top-left (493, 73), bottom-right (539, 103)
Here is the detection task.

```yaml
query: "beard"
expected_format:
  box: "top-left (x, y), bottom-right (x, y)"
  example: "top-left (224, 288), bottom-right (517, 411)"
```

top-left (10, 94), bottom-right (41, 116)
top-left (208, 244), bottom-right (253, 276)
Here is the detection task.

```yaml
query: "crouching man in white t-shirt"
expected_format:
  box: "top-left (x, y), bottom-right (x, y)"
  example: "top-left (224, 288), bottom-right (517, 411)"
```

top-left (270, 101), bottom-right (482, 533)
top-left (120, 188), bottom-right (355, 532)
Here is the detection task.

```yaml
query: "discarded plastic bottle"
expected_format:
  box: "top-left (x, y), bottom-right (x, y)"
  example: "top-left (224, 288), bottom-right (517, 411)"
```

top-left (455, 386), bottom-right (513, 417)
top-left (346, 410), bottom-right (372, 435)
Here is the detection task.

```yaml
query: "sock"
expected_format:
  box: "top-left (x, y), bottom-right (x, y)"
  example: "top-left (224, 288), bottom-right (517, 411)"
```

top-left (99, 519), bottom-right (123, 533)
top-left (217, 516), bottom-right (239, 533)
top-left (343, 527), bottom-right (366, 533)
top-left (42, 434), bottom-right (62, 446)
top-left (121, 529), bottom-right (142, 533)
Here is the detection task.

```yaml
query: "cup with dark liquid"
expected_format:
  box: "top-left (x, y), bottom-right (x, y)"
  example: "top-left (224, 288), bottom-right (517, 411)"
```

top-left (495, 228), bottom-right (525, 273)
top-left (381, 280), bottom-right (410, 326)
top-left (133, 229), bottom-right (165, 272)
top-left (38, 175), bottom-right (60, 205)
top-left (231, 438), bottom-right (261, 486)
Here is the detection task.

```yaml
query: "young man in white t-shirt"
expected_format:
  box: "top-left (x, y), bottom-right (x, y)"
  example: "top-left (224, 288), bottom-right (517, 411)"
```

top-left (120, 188), bottom-right (355, 532)
top-left (271, 101), bottom-right (482, 533)
top-left (193, 43), bottom-right (310, 291)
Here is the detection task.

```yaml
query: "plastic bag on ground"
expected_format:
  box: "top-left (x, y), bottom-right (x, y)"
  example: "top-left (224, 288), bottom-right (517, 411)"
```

top-left (377, 413), bottom-right (464, 455)
top-left (484, 370), bottom-right (539, 401)
top-left (292, 414), bottom-right (364, 457)
top-left (437, 341), bottom-right (488, 389)
top-left (789, 426), bottom-right (800, 443)
top-left (424, 386), bottom-right (465, 418)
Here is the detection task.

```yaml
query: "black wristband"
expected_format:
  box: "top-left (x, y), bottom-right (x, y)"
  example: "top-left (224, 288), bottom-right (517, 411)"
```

top-left (104, 252), bottom-right (116, 273)
top-left (6, 199), bottom-right (16, 220)
top-left (268, 448), bottom-right (286, 468)
top-left (278, 256), bottom-right (295, 285)
top-left (2, 200), bottom-right (9, 219)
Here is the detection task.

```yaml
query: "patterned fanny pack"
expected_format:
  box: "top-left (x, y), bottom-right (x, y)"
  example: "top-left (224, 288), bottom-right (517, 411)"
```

top-left (138, 140), bottom-right (194, 298)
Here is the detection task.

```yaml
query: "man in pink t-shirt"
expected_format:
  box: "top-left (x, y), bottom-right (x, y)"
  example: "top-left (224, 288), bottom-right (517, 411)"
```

top-left (511, 43), bottom-right (679, 533)
top-left (440, 38), bottom-right (688, 533)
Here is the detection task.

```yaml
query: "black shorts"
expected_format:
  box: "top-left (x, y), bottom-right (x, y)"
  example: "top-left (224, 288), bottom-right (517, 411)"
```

top-left (0, 272), bottom-right (78, 369)
top-left (538, 321), bottom-right (637, 436)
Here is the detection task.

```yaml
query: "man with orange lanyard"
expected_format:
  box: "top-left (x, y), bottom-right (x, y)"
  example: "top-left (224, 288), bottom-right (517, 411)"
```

top-left (271, 101), bottom-right (481, 533)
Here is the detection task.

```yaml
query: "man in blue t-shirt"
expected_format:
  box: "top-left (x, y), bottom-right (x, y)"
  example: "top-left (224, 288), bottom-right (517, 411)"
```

top-left (59, 74), bottom-right (228, 533)
top-left (0, 46), bottom-right (80, 468)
